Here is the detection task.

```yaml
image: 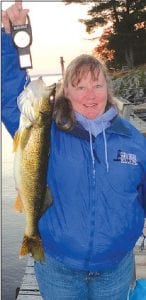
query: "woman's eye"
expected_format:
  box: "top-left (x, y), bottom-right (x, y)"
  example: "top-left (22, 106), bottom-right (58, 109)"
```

top-left (95, 84), bottom-right (102, 88)
top-left (77, 86), bottom-right (85, 90)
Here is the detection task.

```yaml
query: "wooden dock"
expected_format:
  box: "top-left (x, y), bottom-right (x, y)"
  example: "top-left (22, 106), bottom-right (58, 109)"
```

top-left (16, 257), bottom-right (42, 299)
top-left (16, 223), bottom-right (146, 299)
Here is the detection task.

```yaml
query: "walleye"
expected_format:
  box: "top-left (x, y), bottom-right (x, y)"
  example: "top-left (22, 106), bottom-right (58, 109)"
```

top-left (13, 78), bottom-right (56, 261)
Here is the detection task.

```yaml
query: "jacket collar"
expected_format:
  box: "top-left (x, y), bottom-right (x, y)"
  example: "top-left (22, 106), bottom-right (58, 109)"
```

top-left (55, 115), bottom-right (132, 141)
top-left (69, 121), bottom-right (93, 142)
top-left (106, 116), bottom-right (132, 137)
top-left (75, 106), bottom-right (118, 138)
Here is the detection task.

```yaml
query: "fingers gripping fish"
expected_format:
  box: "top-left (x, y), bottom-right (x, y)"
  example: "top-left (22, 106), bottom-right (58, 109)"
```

top-left (13, 78), bottom-right (56, 261)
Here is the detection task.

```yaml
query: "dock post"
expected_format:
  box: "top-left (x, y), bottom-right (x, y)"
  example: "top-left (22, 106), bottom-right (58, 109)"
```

top-left (60, 56), bottom-right (65, 78)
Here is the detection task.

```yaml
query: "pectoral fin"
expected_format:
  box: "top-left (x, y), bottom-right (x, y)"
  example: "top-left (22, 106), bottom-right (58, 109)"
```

top-left (13, 127), bottom-right (31, 152)
top-left (13, 131), bottom-right (20, 152)
top-left (20, 127), bottom-right (31, 150)
top-left (13, 194), bottom-right (24, 212)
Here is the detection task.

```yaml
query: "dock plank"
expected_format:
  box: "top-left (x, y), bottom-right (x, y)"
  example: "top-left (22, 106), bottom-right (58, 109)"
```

top-left (16, 256), bottom-right (42, 300)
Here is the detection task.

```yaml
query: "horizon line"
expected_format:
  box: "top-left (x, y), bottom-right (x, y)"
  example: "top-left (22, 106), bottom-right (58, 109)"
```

top-left (30, 73), bottom-right (62, 77)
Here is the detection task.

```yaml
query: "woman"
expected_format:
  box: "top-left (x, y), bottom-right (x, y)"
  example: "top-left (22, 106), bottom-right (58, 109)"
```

top-left (2, 2), bottom-right (146, 300)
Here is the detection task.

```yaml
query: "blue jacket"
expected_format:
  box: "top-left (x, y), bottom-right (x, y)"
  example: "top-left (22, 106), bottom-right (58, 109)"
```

top-left (2, 30), bottom-right (146, 272)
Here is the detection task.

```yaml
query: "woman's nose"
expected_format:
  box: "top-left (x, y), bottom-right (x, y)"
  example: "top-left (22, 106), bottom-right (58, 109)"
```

top-left (86, 88), bottom-right (96, 99)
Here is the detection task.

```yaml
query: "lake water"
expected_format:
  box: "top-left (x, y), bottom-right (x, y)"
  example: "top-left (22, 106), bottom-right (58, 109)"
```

top-left (2, 74), bottom-right (61, 300)
top-left (2, 125), bottom-right (27, 300)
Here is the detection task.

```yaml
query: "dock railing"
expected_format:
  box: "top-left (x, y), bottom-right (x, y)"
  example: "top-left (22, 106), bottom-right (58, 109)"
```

top-left (115, 97), bottom-right (146, 136)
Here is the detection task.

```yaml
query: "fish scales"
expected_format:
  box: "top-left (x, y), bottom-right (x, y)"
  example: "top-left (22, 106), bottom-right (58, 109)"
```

top-left (20, 126), bottom-right (50, 232)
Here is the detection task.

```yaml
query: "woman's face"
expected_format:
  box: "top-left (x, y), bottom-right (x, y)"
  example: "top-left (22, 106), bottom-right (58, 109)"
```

top-left (64, 70), bottom-right (108, 119)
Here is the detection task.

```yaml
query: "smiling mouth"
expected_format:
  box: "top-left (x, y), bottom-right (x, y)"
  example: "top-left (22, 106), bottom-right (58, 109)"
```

top-left (84, 103), bottom-right (97, 108)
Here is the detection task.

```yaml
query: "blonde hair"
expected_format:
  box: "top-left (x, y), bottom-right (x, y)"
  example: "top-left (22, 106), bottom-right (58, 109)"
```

top-left (54, 54), bottom-right (116, 131)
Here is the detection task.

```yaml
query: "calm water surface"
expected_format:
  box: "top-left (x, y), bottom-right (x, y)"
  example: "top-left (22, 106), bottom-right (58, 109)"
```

top-left (2, 125), bottom-right (27, 300)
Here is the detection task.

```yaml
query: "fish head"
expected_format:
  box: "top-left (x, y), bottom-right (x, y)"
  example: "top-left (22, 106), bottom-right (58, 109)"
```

top-left (18, 77), bottom-right (56, 127)
top-left (38, 81), bottom-right (56, 125)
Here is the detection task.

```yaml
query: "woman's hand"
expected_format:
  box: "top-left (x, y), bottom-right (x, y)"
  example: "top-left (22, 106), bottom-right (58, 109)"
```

top-left (2, 1), bottom-right (29, 33)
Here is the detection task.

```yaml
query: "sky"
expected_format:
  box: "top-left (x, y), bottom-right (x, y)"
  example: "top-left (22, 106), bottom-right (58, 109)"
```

top-left (2, 1), bottom-right (103, 76)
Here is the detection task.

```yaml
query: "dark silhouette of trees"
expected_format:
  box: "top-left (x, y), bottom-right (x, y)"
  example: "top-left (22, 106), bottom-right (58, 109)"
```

top-left (64, 0), bottom-right (146, 68)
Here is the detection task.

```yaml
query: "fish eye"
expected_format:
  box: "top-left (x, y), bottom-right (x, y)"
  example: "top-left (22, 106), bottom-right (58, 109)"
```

top-left (49, 95), bottom-right (55, 103)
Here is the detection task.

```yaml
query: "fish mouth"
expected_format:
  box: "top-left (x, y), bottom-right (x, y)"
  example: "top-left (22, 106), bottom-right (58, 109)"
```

top-left (46, 83), bottom-right (56, 92)
top-left (50, 83), bottom-right (56, 89)
top-left (44, 83), bottom-right (56, 101)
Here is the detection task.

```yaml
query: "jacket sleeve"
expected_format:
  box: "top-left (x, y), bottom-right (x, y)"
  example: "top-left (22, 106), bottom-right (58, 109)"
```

top-left (2, 29), bottom-right (29, 137)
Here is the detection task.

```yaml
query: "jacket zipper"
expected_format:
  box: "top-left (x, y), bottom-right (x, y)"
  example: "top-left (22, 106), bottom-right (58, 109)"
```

top-left (85, 144), bottom-right (96, 268)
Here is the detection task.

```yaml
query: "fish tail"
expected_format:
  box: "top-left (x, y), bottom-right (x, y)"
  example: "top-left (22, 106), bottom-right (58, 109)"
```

top-left (13, 131), bottom-right (20, 152)
top-left (13, 194), bottom-right (24, 212)
top-left (19, 235), bottom-right (45, 262)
